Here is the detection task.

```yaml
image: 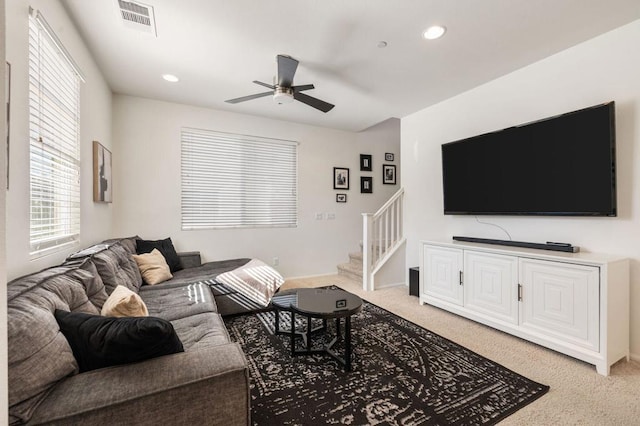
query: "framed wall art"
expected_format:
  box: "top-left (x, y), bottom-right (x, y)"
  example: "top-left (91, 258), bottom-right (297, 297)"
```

top-left (93, 141), bottom-right (113, 202)
top-left (361, 176), bottom-right (372, 193)
top-left (333, 167), bottom-right (349, 190)
top-left (336, 193), bottom-right (347, 203)
top-left (385, 153), bottom-right (394, 161)
top-left (5, 62), bottom-right (10, 189)
top-left (383, 164), bottom-right (396, 185)
top-left (360, 154), bottom-right (372, 171)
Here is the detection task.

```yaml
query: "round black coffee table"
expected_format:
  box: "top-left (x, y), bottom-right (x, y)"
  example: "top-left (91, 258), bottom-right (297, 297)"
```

top-left (271, 288), bottom-right (362, 371)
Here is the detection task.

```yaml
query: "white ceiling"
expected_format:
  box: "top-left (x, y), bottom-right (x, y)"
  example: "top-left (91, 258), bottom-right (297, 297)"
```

top-left (62, 0), bottom-right (640, 132)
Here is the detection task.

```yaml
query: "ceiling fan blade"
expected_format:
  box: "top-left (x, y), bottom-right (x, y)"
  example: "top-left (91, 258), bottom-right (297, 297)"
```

top-left (253, 80), bottom-right (275, 89)
top-left (277, 55), bottom-right (298, 87)
top-left (292, 84), bottom-right (315, 92)
top-left (225, 91), bottom-right (273, 104)
top-left (293, 92), bottom-right (335, 113)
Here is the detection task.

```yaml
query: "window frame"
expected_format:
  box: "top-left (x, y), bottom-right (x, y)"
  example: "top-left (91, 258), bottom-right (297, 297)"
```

top-left (28, 10), bottom-right (83, 256)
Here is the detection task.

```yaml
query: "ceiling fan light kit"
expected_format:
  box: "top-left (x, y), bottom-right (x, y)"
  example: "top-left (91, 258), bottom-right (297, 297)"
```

top-left (225, 54), bottom-right (335, 113)
top-left (273, 87), bottom-right (294, 104)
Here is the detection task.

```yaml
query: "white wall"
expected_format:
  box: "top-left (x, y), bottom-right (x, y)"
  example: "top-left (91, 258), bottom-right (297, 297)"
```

top-left (112, 95), bottom-right (400, 278)
top-left (402, 20), bottom-right (640, 358)
top-left (357, 118), bottom-right (405, 288)
top-left (1, 0), bottom-right (8, 419)
top-left (5, 0), bottom-right (113, 280)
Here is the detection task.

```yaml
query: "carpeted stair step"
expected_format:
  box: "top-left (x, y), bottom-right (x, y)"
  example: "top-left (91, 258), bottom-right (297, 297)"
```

top-left (337, 261), bottom-right (362, 282)
top-left (348, 251), bottom-right (362, 266)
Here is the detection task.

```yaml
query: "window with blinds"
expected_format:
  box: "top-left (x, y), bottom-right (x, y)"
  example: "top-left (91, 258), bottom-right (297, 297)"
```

top-left (28, 11), bottom-right (83, 254)
top-left (181, 128), bottom-right (298, 229)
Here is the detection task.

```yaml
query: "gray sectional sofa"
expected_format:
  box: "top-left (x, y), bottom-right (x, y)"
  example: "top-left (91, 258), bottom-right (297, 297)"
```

top-left (8, 236), bottom-right (253, 425)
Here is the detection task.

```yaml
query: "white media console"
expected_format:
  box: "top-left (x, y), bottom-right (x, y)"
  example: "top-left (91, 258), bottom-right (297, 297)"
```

top-left (419, 240), bottom-right (629, 376)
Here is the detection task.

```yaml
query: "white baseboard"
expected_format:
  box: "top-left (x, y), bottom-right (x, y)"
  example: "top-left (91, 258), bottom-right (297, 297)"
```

top-left (375, 281), bottom-right (406, 290)
top-left (629, 353), bottom-right (640, 363)
top-left (284, 272), bottom-right (346, 281)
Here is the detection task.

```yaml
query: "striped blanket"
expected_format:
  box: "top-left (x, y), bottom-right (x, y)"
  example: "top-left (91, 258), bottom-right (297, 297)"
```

top-left (215, 259), bottom-right (284, 306)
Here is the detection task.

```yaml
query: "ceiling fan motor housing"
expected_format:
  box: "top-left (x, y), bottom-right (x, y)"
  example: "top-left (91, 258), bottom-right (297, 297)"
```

top-left (273, 86), bottom-right (294, 104)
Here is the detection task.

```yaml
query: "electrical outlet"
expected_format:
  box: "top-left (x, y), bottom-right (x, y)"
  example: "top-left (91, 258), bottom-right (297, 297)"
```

top-left (273, 257), bottom-right (279, 266)
top-left (327, 213), bottom-right (336, 220)
top-left (315, 213), bottom-right (324, 220)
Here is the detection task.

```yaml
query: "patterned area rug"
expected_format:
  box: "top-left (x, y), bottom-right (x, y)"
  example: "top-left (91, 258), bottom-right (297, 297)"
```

top-left (224, 287), bottom-right (549, 425)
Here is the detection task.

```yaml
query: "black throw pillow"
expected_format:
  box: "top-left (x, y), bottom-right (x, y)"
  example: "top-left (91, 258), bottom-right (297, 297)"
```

top-left (136, 237), bottom-right (183, 273)
top-left (54, 310), bottom-right (184, 372)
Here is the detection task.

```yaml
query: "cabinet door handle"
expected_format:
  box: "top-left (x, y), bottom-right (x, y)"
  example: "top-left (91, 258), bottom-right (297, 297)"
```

top-left (518, 283), bottom-right (523, 301)
top-left (459, 270), bottom-right (463, 285)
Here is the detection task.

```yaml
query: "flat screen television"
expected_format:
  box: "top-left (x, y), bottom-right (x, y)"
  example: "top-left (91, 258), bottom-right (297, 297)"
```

top-left (441, 102), bottom-right (616, 216)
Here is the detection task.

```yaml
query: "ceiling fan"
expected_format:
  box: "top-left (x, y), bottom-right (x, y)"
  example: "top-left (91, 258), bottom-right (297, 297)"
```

top-left (225, 55), bottom-right (335, 113)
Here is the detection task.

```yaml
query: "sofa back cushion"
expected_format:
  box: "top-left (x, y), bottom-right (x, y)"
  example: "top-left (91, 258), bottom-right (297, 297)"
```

top-left (101, 235), bottom-right (138, 255)
top-left (66, 243), bottom-right (111, 260)
top-left (8, 266), bottom-right (99, 424)
top-left (91, 243), bottom-right (143, 294)
top-left (77, 258), bottom-right (110, 309)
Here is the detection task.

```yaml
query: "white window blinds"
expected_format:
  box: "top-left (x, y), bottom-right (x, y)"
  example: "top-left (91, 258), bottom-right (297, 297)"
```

top-left (181, 128), bottom-right (298, 229)
top-left (28, 12), bottom-right (82, 254)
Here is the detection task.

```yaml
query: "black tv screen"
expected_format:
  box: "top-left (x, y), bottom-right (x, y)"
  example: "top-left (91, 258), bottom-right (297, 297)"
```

top-left (441, 102), bottom-right (616, 216)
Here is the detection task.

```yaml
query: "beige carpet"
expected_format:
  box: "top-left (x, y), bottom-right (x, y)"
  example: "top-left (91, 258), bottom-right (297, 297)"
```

top-left (281, 275), bottom-right (640, 425)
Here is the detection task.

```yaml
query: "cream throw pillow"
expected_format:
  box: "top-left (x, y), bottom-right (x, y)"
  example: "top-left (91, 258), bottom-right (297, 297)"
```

top-left (101, 285), bottom-right (149, 317)
top-left (132, 248), bottom-right (173, 285)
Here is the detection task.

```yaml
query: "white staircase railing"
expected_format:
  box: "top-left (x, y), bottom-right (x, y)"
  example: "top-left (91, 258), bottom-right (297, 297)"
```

top-left (362, 187), bottom-right (405, 291)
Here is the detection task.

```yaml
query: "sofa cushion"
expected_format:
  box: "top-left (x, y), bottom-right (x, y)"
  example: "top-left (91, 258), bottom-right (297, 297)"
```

top-left (7, 266), bottom-right (100, 315)
top-left (171, 313), bottom-right (231, 350)
top-left (136, 237), bottom-right (183, 273)
top-left (7, 266), bottom-right (100, 424)
top-left (101, 236), bottom-right (139, 255)
top-left (101, 285), bottom-right (149, 317)
top-left (91, 243), bottom-right (143, 294)
top-left (9, 304), bottom-right (78, 424)
top-left (77, 258), bottom-right (109, 310)
top-left (55, 310), bottom-right (184, 373)
top-left (215, 259), bottom-right (284, 306)
top-left (132, 249), bottom-right (173, 285)
top-left (139, 281), bottom-right (217, 321)
top-left (66, 243), bottom-right (111, 260)
top-left (168, 258), bottom-right (251, 286)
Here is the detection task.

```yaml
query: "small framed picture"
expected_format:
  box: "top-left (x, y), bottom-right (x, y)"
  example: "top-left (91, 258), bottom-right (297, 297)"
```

top-left (361, 176), bottom-right (373, 193)
top-left (333, 167), bottom-right (349, 190)
top-left (385, 153), bottom-right (394, 162)
top-left (360, 154), bottom-right (372, 171)
top-left (336, 299), bottom-right (347, 309)
top-left (383, 164), bottom-right (396, 185)
top-left (336, 193), bottom-right (347, 203)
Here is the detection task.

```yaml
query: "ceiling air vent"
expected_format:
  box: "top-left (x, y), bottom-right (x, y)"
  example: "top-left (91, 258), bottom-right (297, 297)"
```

top-left (117, 0), bottom-right (157, 36)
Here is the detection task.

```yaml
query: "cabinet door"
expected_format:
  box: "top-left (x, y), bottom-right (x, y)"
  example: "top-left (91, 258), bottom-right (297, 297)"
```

top-left (464, 251), bottom-right (518, 324)
top-left (423, 246), bottom-right (463, 306)
top-left (519, 259), bottom-right (599, 351)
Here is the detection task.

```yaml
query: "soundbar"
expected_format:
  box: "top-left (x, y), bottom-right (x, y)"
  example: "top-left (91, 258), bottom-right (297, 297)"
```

top-left (452, 236), bottom-right (580, 253)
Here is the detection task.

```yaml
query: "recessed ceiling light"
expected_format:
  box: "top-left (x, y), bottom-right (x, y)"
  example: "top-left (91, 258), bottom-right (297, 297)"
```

top-left (162, 74), bottom-right (179, 82)
top-left (377, 41), bottom-right (388, 48)
top-left (422, 25), bottom-right (446, 40)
